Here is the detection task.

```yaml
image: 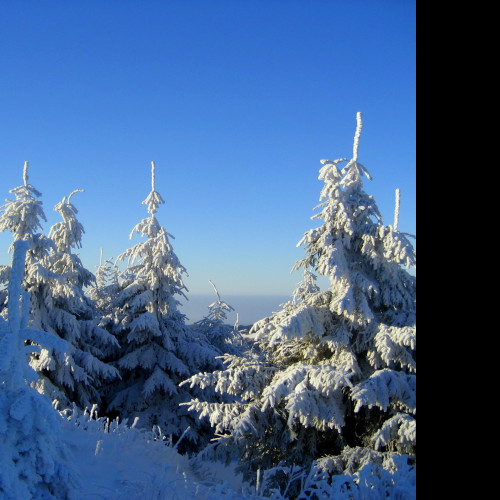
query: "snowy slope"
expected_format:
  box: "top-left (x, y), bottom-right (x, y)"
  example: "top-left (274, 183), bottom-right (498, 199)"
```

top-left (59, 407), bottom-right (256, 500)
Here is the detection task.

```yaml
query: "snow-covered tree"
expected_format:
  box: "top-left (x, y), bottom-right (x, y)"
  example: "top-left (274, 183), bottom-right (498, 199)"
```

top-left (89, 248), bottom-right (121, 315)
top-left (0, 162), bottom-right (47, 248)
top-left (102, 162), bottom-right (221, 444)
top-left (183, 113), bottom-right (416, 480)
top-left (0, 164), bottom-right (120, 409)
top-left (0, 240), bottom-right (73, 499)
top-left (0, 162), bottom-right (52, 305)
top-left (37, 189), bottom-right (121, 407)
top-left (192, 280), bottom-right (241, 355)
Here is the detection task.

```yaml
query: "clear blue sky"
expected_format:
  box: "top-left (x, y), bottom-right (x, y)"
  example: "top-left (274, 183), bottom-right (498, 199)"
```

top-left (1, 0), bottom-right (416, 304)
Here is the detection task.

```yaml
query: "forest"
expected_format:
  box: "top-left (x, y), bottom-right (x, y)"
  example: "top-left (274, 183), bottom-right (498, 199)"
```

top-left (0, 113), bottom-right (416, 499)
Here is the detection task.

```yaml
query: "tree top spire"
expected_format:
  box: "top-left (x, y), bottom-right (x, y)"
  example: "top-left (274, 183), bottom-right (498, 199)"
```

top-left (142, 161), bottom-right (165, 215)
top-left (353, 112), bottom-right (363, 162)
top-left (394, 188), bottom-right (401, 231)
top-left (23, 161), bottom-right (29, 187)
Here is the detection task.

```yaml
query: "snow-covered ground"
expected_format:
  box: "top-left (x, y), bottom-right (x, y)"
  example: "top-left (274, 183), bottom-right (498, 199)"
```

top-left (59, 407), bottom-right (257, 500)
top-left (42, 404), bottom-right (415, 500)
top-left (52, 405), bottom-right (416, 500)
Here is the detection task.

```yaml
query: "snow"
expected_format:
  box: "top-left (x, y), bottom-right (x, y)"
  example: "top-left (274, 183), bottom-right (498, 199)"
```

top-left (1, 115), bottom-right (416, 499)
top-left (56, 407), bottom-right (416, 499)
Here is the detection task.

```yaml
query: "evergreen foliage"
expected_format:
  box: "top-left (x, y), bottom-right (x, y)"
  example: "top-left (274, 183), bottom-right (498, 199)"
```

top-left (183, 113), bottom-right (417, 482)
top-left (192, 280), bottom-right (241, 355)
top-left (0, 114), bottom-right (416, 498)
top-left (89, 248), bottom-right (121, 315)
top-left (0, 164), bottom-right (120, 409)
top-left (0, 241), bottom-right (73, 499)
top-left (101, 162), bottom-right (223, 445)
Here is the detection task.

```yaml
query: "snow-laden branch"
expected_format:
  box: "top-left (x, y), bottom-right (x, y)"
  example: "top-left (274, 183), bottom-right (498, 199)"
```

top-left (67, 188), bottom-right (84, 205)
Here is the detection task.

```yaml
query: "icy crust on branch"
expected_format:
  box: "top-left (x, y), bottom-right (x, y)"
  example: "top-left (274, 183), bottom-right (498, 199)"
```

top-left (372, 413), bottom-right (416, 453)
top-left (182, 398), bottom-right (249, 436)
top-left (50, 190), bottom-right (85, 252)
top-left (351, 369), bottom-right (416, 414)
top-left (250, 288), bottom-right (330, 348)
top-left (143, 190), bottom-right (165, 216)
top-left (261, 363), bottom-right (352, 434)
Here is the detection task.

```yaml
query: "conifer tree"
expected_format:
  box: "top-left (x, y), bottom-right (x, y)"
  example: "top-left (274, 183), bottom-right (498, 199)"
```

top-left (89, 248), bottom-right (120, 315)
top-left (0, 162), bottom-right (53, 307)
top-left (103, 162), bottom-right (221, 442)
top-left (0, 240), bottom-right (73, 499)
top-left (42, 189), bottom-right (120, 406)
top-left (0, 163), bottom-right (120, 409)
top-left (192, 280), bottom-right (241, 355)
top-left (183, 113), bottom-right (417, 480)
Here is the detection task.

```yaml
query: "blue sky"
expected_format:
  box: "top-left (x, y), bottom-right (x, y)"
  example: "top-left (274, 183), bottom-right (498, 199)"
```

top-left (0, 0), bottom-right (416, 308)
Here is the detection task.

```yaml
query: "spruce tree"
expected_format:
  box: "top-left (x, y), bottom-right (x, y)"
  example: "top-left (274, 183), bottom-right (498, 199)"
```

top-left (0, 162), bottom-right (53, 310)
top-left (192, 280), bottom-right (241, 355)
top-left (89, 248), bottom-right (120, 315)
top-left (183, 113), bottom-right (417, 480)
top-left (0, 163), bottom-right (120, 409)
top-left (43, 189), bottom-right (120, 406)
top-left (103, 162), bottom-right (221, 443)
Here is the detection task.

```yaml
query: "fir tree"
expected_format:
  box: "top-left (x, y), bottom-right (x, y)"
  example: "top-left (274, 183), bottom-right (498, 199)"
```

top-left (183, 113), bottom-right (417, 480)
top-left (103, 162), bottom-right (221, 444)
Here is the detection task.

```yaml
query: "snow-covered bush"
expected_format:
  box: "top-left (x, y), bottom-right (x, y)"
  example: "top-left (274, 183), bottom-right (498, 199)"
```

top-left (257, 447), bottom-right (416, 500)
top-left (183, 113), bottom-right (417, 486)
